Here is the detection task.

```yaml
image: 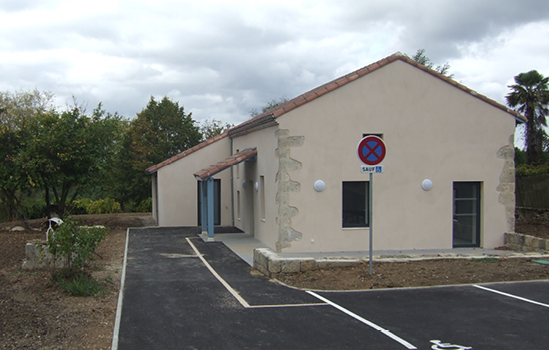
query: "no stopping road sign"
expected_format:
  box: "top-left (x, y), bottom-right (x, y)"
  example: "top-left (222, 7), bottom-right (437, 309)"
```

top-left (357, 136), bottom-right (386, 166)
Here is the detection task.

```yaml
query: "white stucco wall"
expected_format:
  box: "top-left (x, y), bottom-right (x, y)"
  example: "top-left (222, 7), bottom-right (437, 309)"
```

top-left (274, 60), bottom-right (516, 253)
top-left (155, 137), bottom-right (232, 226)
top-left (231, 126), bottom-right (279, 249)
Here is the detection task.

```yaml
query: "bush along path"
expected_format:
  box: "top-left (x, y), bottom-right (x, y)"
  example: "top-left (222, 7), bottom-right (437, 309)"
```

top-left (39, 216), bottom-right (108, 296)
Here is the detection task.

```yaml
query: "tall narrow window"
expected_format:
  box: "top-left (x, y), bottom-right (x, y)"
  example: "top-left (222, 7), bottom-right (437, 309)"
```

top-left (342, 181), bottom-right (369, 228)
top-left (237, 190), bottom-right (241, 220)
top-left (453, 182), bottom-right (481, 247)
top-left (260, 176), bottom-right (266, 220)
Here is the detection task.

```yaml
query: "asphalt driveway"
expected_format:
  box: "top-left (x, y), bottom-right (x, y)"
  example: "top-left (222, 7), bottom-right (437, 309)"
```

top-left (114, 227), bottom-right (549, 350)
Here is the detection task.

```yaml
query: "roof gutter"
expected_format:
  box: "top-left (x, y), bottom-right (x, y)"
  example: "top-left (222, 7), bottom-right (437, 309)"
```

top-left (228, 114), bottom-right (277, 138)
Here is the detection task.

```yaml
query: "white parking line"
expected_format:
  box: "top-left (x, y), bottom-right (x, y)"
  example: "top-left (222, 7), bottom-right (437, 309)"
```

top-left (306, 291), bottom-right (417, 350)
top-left (186, 237), bottom-right (251, 308)
top-left (186, 237), bottom-right (327, 309)
top-left (473, 285), bottom-right (549, 308)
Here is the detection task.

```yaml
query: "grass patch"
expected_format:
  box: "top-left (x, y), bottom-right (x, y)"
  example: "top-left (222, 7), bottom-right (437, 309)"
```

top-left (472, 258), bottom-right (498, 263)
top-left (53, 271), bottom-right (105, 297)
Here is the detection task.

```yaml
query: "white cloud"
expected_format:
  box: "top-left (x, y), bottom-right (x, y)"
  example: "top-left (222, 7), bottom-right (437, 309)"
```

top-left (0, 0), bottom-right (548, 126)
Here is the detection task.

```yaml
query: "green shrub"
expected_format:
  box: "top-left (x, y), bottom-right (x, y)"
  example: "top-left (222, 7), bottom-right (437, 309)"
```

top-left (72, 198), bottom-right (93, 215)
top-left (516, 163), bottom-right (549, 177)
top-left (52, 271), bottom-right (104, 296)
top-left (132, 197), bottom-right (152, 213)
top-left (86, 198), bottom-right (121, 214)
top-left (43, 216), bottom-right (108, 272)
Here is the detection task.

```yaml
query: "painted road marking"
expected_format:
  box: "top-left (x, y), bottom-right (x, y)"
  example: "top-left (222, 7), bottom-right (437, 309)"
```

top-left (187, 237), bottom-right (251, 308)
top-left (186, 237), bottom-right (326, 309)
top-left (248, 303), bottom-right (328, 309)
top-left (473, 285), bottom-right (549, 308)
top-left (306, 291), bottom-right (417, 349)
top-left (430, 340), bottom-right (472, 349)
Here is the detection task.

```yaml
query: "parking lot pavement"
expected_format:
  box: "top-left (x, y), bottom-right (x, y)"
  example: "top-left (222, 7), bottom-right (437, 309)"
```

top-left (117, 228), bottom-right (406, 350)
top-left (316, 281), bottom-right (549, 350)
top-left (116, 228), bottom-right (549, 350)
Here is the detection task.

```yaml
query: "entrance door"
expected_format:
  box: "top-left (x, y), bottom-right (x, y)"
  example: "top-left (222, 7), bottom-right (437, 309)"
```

top-left (197, 179), bottom-right (221, 226)
top-left (453, 182), bottom-right (481, 247)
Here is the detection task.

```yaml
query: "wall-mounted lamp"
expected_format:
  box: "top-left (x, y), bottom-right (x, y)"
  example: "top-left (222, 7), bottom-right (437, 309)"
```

top-left (242, 180), bottom-right (247, 189)
top-left (255, 181), bottom-right (259, 192)
top-left (314, 180), bottom-right (326, 192)
top-left (422, 179), bottom-right (433, 191)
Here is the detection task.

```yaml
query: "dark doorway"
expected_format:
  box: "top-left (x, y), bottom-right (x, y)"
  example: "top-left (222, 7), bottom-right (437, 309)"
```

top-left (453, 182), bottom-right (481, 247)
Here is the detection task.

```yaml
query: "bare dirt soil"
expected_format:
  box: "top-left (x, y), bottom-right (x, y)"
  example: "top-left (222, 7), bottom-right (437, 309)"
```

top-left (0, 217), bottom-right (548, 349)
top-left (274, 223), bottom-right (549, 290)
top-left (0, 214), bottom-right (148, 350)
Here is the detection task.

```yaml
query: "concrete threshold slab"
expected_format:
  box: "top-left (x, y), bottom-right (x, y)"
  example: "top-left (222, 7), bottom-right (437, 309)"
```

top-left (203, 232), bottom-right (269, 266)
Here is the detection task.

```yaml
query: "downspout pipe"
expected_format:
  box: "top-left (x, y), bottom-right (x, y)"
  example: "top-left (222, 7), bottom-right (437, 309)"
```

top-left (230, 136), bottom-right (235, 227)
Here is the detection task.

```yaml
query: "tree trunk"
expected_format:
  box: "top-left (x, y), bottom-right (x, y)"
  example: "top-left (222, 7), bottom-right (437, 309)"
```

top-left (526, 107), bottom-right (544, 165)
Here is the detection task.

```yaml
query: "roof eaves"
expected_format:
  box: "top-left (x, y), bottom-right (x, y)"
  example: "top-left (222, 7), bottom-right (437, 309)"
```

top-left (145, 131), bottom-right (229, 174)
top-left (393, 54), bottom-right (527, 122)
top-left (193, 148), bottom-right (258, 180)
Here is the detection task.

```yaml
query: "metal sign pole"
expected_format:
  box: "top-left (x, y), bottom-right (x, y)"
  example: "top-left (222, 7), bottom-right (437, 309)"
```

top-left (369, 172), bottom-right (373, 275)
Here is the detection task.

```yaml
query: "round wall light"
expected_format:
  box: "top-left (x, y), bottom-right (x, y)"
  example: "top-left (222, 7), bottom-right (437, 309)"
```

top-left (422, 179), bottom-right (433, 191)
top-left (242, 180), bottom-right (247, 189)
top-left (314, 180), bottom-right (326, 192)
top-left (255, 181), bottom-right (259, 192)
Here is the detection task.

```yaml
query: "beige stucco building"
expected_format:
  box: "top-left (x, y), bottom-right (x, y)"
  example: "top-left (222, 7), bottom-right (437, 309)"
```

top-left (147, 53), bottom-right (525, 254)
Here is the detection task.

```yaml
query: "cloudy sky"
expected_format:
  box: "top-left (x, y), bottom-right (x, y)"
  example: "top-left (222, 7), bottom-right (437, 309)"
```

top-left (1, 0), bottom-right (548, 129)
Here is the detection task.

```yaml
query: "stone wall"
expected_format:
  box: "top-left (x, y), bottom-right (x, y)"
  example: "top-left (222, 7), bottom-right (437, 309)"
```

top-left (254, 248), bottom-right (359, 277)
top-left (516, 207), bottom-right (549, 226)
top-left (504, 232), bottom-right (549, 252)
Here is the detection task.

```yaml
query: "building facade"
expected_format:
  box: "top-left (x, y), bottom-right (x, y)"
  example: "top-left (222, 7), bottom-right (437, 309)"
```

top-left (147, 53), bottom-right (524, 254)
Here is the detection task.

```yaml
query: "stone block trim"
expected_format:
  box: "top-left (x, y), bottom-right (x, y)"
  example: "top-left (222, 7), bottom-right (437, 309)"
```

top-left (254, 248), bottom-right (361, 277)
top-left (254, 241), bottom-right (549, 277)
top-left (505, 232), bottom-right (549, 252)
top-left (497, 135), bottom-right (516, 233)
top-left (275, 129), bottom-right (304, 252)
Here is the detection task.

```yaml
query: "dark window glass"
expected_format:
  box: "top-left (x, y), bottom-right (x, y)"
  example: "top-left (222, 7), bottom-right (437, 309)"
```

top-left (342, 181), bottom-right (369, 228)
top-left (453, 182), bottom-right (481, 247)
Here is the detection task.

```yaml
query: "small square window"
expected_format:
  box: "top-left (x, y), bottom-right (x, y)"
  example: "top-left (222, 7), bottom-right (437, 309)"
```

top-left (342, 181), bottom-right (369, 228)
top-left (362, 133), bottom-right (383, 139)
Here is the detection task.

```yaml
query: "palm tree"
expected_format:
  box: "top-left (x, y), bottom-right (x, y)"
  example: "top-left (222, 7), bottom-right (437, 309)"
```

top-left (506, 70), bottom-right (549, 165)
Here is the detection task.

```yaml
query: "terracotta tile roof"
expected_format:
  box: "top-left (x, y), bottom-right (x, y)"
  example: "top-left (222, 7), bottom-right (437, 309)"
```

top-left (148, 52), bottom-right (526, 173)
top-left (193, 148), bottom-right (257, 180)
top-left (146, 131), bottom-right (229, 173)
top-left (228, 52), bottom-right (526, 136)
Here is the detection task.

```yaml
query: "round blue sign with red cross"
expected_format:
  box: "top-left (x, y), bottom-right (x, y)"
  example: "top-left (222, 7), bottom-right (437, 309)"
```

top-left (357, 136), bottom-right (386, 165)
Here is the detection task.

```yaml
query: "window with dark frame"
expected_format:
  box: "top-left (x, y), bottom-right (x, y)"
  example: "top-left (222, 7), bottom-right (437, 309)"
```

top-left (342, 181), bottom-right (369, 228)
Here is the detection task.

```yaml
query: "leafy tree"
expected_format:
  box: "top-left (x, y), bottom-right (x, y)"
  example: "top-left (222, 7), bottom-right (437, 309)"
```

top-left (249, 97), bottom-right (289, 117)
top-left (0, 90), bottom-right (56, 222)
top-left (506, 70), bottom-right (549, 165)
top-left (199, 118), bottom-right (233, 140)
top-left (114, 96), bottom-right (201, 207)
top-left (18, 105), bottom-right (123, 218)
top-left (409, 49), bottom-right (454, 78)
